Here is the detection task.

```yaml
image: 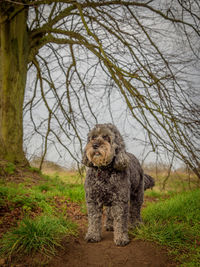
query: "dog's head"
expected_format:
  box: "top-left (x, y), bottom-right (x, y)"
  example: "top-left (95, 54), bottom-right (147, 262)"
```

top-left (82, 123), bottom-right (129, 170)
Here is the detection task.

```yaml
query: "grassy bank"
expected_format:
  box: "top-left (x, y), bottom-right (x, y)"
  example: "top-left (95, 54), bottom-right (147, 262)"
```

top-left (133, 189), bottom-right (200, 266)
top-left (0, 169), bottom-right (85, 263)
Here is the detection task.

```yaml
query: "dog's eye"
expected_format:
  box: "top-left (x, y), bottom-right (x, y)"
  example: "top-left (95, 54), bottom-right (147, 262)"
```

top-left (91, 135), bottom-right (97, 140)
top-left (103, 135), bottom-right (110, 142)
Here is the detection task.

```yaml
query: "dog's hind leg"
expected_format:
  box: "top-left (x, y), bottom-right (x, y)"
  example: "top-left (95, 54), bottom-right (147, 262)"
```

top-left (129, 179), bottom-right (144, 228)
top-left (104, 207), bottom-right (114, 231)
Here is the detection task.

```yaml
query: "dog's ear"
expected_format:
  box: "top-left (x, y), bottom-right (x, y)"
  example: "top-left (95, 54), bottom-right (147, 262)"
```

top-left (113, 148), bottom-right (130, 170)
top-left (107, 124), bottom-right (130, 171)
top-left (81, 148), bottom-right (93, 167)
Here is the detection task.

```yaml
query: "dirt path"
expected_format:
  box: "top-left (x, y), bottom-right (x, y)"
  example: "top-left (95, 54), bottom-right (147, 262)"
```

top-left (48, 229), bottom-right (177, 267)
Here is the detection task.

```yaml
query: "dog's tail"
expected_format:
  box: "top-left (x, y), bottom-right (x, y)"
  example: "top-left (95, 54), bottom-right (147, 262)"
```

top-left (144, 174), bottom-right (155, 190)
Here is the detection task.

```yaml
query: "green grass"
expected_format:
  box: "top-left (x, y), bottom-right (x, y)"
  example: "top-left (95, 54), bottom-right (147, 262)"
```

top-left (133, 189), bottom-right (200, 266)
top-left (0, 182), bottom-right (45, 212)
top-left (0, 215), bottom-right (77, 258)
top-left (0, 174), bottom-right (85, 211)
top-left (32, 175), bottom-right (85, 203)
top-left (4, 162), bottom-right (16, 175)
top-left (28, 166), bottom-right (42, 174)
top-left (64, 184), bottom-right (85, 202)
top-left (0, 172), bottom-right (85, 260)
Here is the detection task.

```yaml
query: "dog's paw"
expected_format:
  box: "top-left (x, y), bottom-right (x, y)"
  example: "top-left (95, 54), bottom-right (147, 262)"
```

top-left (129, 218), bottom-right (143, 230)
top-left (85, 232), bottom-right (101, 243)
top-left (114, 235), bottom-right (130, 246)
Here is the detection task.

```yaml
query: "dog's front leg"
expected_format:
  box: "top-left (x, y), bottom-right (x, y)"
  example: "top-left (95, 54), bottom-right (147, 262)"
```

top-left (111, 203), bottom-right (129, 246)
top-left (85, 202), bottom-right (102, 243)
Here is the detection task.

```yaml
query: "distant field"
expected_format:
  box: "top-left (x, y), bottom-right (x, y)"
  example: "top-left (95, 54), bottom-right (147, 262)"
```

top-left (31, 159), bottom-right (85, 184)
top-left (43, 169), bottom-right (84, 185)
top-left (143, 167), bottom-right (200, 192)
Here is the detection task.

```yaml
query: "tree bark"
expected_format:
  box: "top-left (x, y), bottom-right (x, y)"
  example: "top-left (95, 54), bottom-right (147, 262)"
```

top-left (0, 5), bottom-right (29, 164)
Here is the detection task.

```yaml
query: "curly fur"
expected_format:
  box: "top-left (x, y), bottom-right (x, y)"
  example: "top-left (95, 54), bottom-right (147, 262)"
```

top-left (82, 123), bottom-right (155, 246)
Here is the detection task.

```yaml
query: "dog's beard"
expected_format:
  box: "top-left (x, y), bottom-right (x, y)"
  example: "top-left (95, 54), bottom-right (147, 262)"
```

top-left (86, 143), bottom-right (114, 167)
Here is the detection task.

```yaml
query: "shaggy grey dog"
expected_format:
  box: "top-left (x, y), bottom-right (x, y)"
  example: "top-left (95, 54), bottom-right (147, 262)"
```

top-left (82, 123), bottom-right (154, 246)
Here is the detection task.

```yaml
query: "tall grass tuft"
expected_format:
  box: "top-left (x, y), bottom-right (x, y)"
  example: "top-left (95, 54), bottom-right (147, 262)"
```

top-left (0, 215), bottom-right (77, 258)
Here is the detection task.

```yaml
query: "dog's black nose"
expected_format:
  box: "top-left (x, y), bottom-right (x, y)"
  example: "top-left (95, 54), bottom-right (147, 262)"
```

top-left (93, 143), bottom-right (99, 149)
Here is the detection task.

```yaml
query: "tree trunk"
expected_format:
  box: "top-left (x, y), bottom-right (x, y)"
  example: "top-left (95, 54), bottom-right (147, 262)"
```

top-left (0, 5), bottom-right (29, 164)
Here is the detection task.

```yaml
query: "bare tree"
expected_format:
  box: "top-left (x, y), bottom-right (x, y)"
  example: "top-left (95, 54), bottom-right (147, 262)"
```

top-left (0, 0), bottom-right (199, 177)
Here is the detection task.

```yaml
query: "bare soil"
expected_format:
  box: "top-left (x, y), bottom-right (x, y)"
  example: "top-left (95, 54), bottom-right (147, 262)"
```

top-left (48, 206), bottom-right (177, 267)
top-left (48, 229), bottom-right (177, 267)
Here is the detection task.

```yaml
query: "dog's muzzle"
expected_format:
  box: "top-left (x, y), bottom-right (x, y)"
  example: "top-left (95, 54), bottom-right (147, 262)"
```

top-left (92, 143), bottom-right (100, 150)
